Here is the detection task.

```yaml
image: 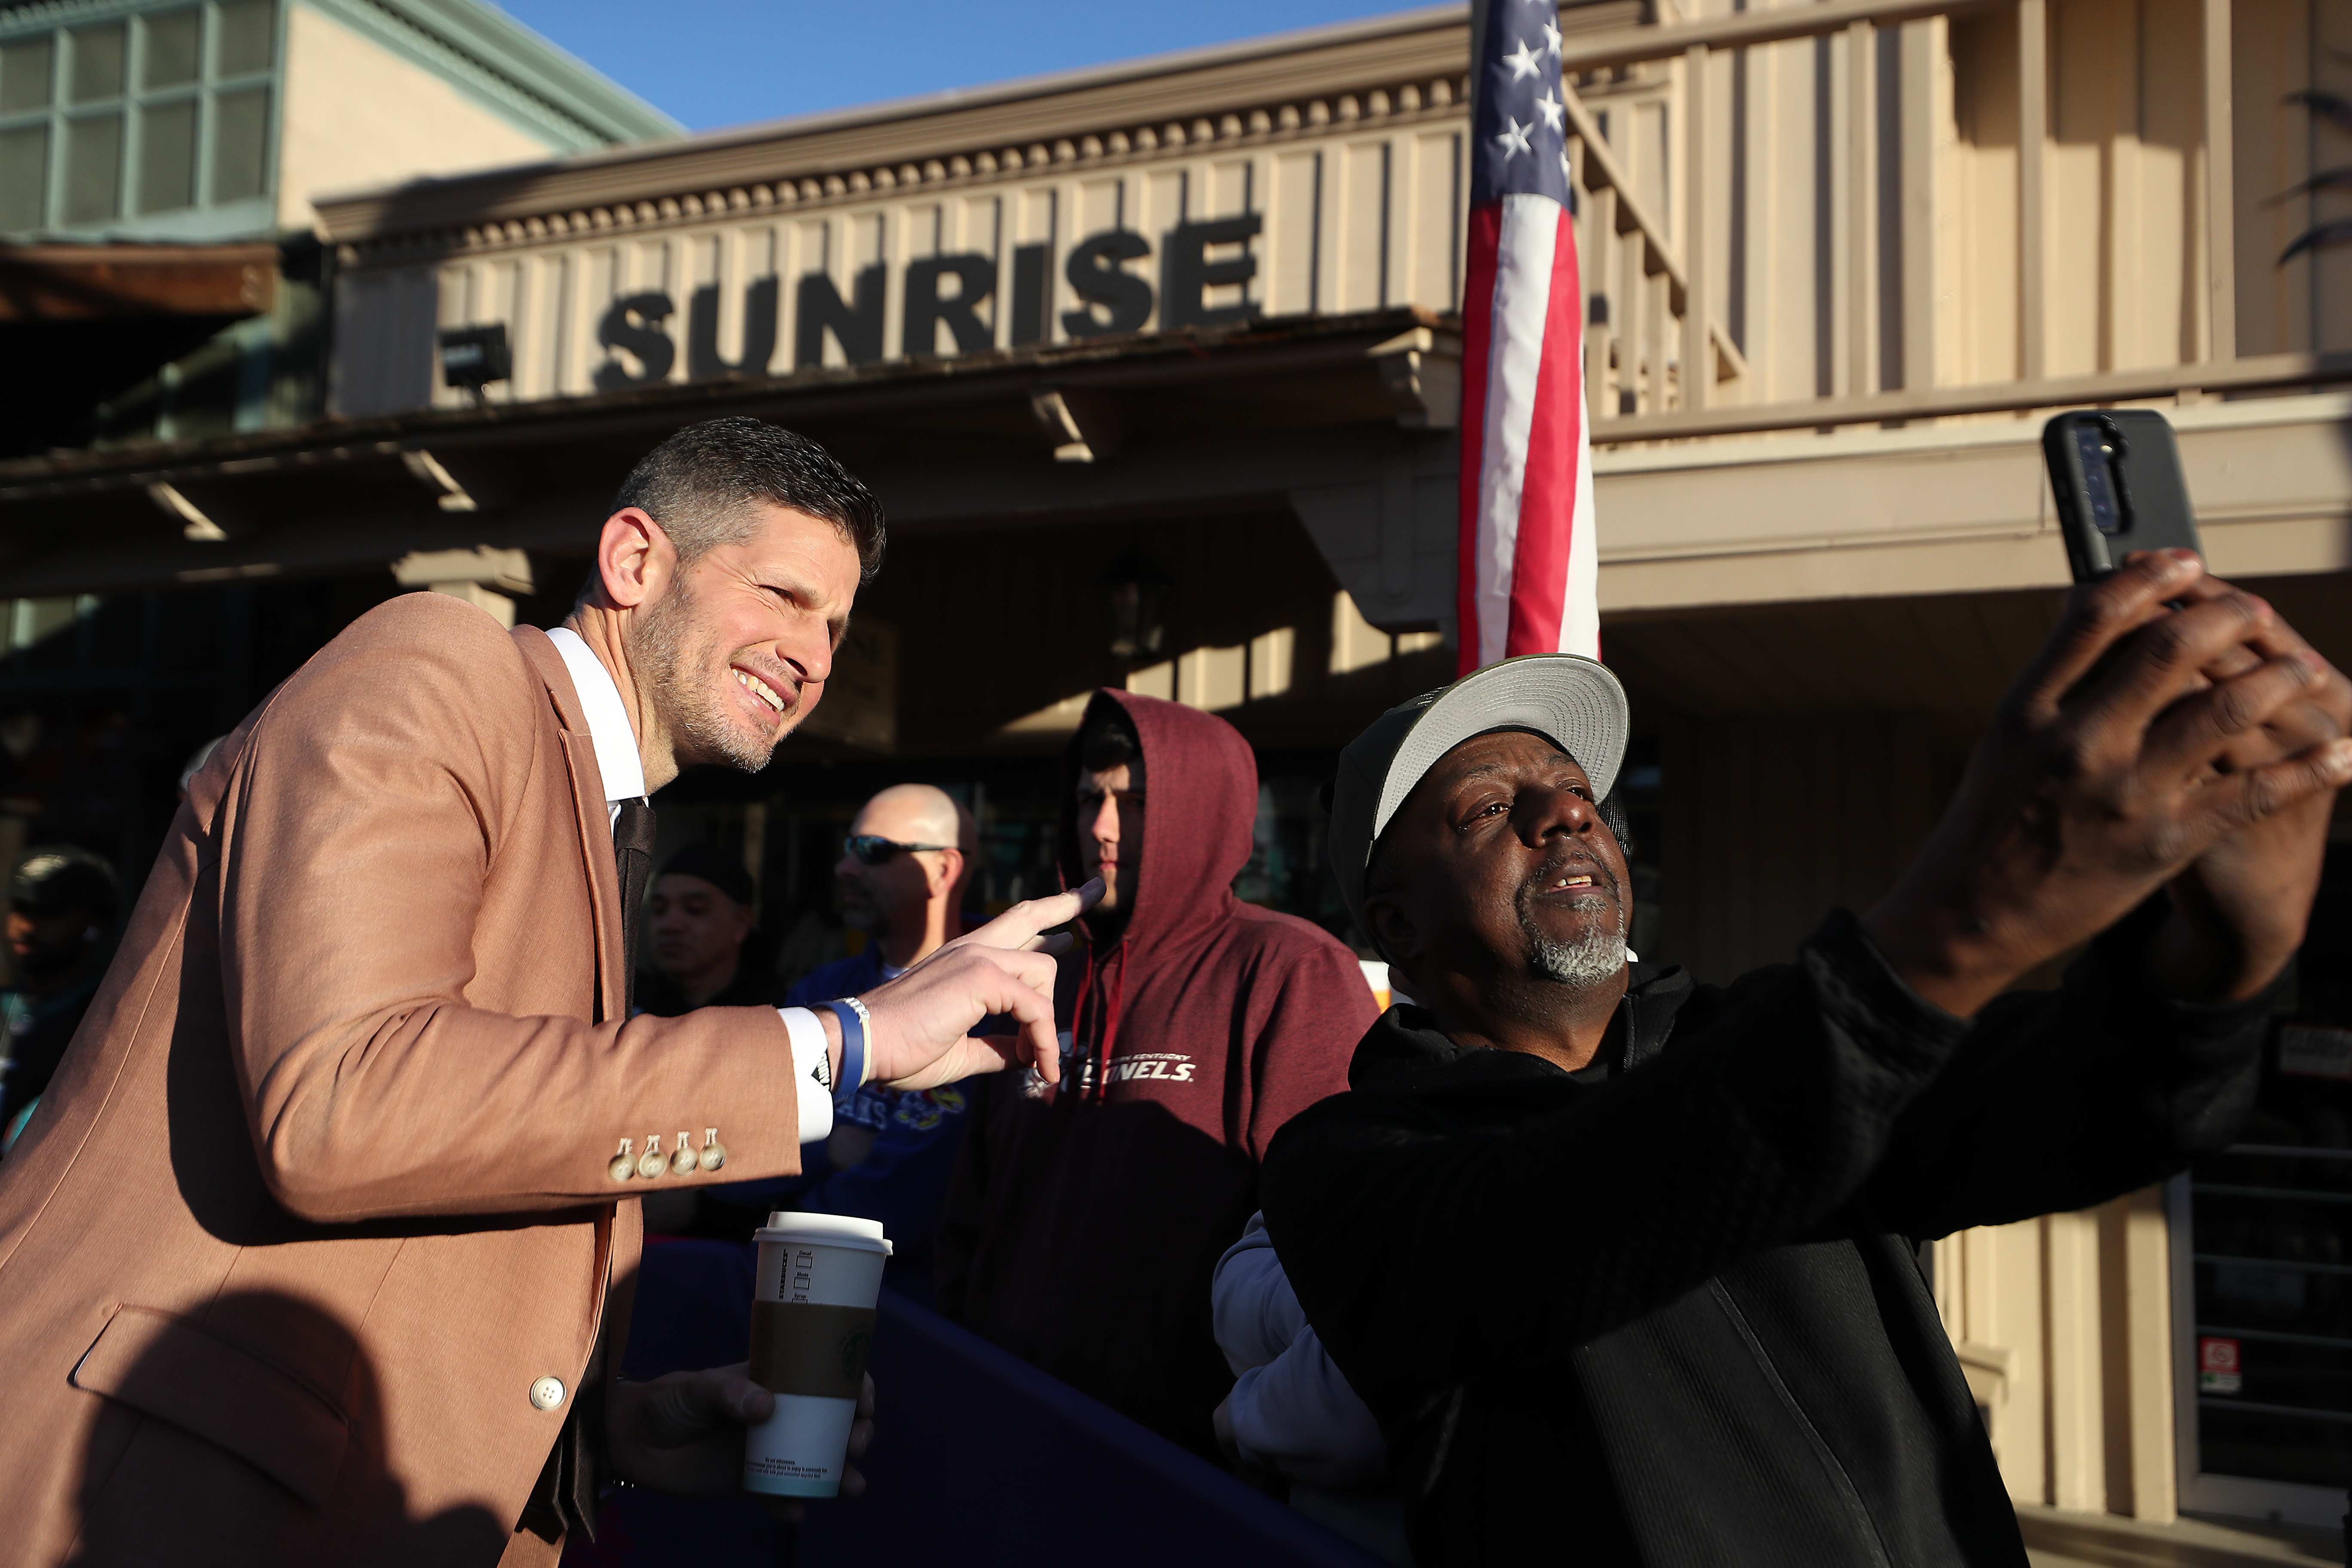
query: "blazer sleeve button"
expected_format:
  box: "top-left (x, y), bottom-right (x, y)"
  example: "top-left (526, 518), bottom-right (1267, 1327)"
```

top-left (530, 1376), bottom-right (566, 1412)
top-left (636, 1135), bottom-right (668, 1180)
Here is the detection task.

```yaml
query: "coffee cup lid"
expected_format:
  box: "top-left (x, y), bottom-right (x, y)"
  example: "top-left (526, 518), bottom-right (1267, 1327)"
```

top-left (756, 1211), bottom-right (893, 1255)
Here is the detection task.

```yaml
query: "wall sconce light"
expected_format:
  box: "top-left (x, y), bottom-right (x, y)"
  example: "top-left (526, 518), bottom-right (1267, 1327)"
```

top-left (437, 323), bottom-right (511, 406)
top-left (1099, 546), bottom-right (1171, 665)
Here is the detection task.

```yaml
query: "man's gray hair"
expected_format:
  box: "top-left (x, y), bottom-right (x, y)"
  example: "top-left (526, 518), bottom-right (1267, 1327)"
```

top-left (587, 418), bottom-right (885, 604)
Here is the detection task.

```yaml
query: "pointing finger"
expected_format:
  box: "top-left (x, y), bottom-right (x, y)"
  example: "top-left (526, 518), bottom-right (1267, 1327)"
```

top-left (952, 879), bottom-right (1102, 953)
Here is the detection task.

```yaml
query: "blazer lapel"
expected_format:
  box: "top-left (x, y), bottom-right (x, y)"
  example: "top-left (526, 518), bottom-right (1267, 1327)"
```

top-left (513, 626), bottom-right (627, 1025)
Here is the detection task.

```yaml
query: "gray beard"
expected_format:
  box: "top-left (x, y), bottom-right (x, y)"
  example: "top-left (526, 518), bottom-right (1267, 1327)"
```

top-left (1521, 893), bottom-right (1627, 988)
top-left (632, 586), bottom-right (778, 774)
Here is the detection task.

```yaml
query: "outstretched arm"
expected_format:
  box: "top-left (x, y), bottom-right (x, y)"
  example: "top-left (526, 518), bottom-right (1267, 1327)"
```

top-left (1837, 564), bottom-right (2345, 1237)
top-left (1829, 900), bottom-right (2274, 1242)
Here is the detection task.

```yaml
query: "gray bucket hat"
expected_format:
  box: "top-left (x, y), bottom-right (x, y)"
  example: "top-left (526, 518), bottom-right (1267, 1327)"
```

top-left (1326, 654), bottom-right (1630, 931)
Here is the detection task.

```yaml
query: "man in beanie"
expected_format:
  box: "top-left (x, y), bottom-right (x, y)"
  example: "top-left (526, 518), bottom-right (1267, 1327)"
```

top-left (1, 845), bottom-right (117, 1143)
top-left (636, 844), bottom-right (779, 1016)
top-left (1260, 557), bottom-right (2351, 1567)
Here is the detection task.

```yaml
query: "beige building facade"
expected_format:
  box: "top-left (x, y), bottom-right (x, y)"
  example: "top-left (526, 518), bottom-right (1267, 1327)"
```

top-left (2, 0), bottom-right (2348, 1537)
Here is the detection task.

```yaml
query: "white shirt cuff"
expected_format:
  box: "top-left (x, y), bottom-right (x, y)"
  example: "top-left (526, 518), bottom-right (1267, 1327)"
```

top-left (778, 1007), bottom-right (835, 1145)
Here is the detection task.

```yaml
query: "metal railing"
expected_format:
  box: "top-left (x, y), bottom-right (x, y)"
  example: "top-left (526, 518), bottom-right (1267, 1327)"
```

top-left (1556, 0), bottom-right (2349, 442)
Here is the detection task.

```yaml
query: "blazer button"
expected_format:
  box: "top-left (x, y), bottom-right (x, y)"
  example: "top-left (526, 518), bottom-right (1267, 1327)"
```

top-left (530, 1376), bottom-right (566, 1412)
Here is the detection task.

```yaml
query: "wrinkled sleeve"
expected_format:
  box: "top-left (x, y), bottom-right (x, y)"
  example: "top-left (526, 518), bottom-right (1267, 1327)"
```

top-left (1832, 901), bottom-right (2271, 1240)
top-left (1214, 1213), bottom-right (1390, 1489)
top-left (1213, 1213), bottom-right (1306, 1372)
top-left (1260, 912), bottom-right (1968, 1415)
top-left (1227, 1328), bottom-right (1393, 1490)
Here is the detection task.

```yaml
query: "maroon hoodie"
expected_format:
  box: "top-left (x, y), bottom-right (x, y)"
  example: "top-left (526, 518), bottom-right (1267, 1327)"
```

top-left (934, 690), bottom-right (1374, 1455)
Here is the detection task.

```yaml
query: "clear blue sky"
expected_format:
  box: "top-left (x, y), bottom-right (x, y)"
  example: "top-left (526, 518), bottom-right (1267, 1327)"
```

top-left (490, 1), bottom-right (1445, 134)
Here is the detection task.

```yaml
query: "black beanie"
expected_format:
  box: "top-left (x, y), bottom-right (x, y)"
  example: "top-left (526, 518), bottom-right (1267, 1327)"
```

top-left (656, 842), bottom-right (756, 908)
top-left (10, 845), bottom-right (117, 919)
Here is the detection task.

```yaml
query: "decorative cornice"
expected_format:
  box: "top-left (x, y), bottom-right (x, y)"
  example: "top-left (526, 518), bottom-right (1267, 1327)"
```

top-left (334, 71), bottom-right (1478, 267)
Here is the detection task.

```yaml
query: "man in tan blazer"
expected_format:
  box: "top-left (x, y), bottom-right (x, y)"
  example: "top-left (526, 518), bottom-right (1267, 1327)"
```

top-left (0, 419), bottom-right (1083, 1565)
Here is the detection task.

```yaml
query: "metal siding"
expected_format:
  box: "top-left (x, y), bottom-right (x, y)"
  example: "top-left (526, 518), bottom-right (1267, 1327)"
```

top-left (1266, 148), bottom-right (1320, 317)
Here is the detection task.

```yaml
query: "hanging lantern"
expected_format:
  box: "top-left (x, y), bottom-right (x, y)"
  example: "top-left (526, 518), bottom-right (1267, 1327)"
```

top-left (1099, 546), bottom-right (1171, 665)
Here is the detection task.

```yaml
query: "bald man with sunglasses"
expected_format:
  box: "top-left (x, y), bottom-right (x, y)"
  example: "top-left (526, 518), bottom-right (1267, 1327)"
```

top-left (705, 784), bottom-right (983, 1302)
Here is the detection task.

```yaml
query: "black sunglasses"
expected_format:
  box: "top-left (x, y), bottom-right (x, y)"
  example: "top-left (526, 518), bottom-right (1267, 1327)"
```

top-left (844, 834), bottom-right (950, 867)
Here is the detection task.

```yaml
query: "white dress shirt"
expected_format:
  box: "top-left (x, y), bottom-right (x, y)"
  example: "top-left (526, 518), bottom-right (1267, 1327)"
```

top-left (545, 624), bottom-right (833, 1142)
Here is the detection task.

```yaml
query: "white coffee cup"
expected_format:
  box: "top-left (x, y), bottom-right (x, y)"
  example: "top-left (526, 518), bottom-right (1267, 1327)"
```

top-left (742, 1212), bottom-right (892, 1498)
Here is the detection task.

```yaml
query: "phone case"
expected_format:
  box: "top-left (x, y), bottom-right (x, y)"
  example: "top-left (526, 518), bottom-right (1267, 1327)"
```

top-left (2041, 409), bottom-right (2203, 581)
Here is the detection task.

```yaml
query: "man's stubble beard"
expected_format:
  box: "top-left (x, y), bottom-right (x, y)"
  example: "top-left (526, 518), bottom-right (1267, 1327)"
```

top-left (632, 582), bottom-right (782, 774)
top-left (1515, 863), bottom-right (1629, 989)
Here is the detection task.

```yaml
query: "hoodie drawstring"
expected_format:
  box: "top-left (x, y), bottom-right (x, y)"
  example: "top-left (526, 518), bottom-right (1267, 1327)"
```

top-left (1093, 943), bottom-right (1129, 1101)
top-left (1066, 938), bottom-right (1131, 1104)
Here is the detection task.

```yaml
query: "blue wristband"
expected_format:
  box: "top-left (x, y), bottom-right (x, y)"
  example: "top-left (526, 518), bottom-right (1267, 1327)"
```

top-left (821, 998), bottom-right (869, 1109)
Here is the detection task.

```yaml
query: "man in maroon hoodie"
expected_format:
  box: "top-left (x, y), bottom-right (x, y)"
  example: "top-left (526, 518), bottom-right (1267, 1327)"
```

top-left (935, 690), bottom-right (1374, 1455)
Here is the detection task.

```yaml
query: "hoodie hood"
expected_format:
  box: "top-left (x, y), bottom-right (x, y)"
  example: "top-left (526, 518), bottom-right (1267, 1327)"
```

top-left (1056, 689), bottom-right (1257, 953)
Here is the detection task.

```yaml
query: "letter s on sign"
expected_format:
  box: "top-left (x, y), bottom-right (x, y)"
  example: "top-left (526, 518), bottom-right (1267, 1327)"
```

top-left (1172, 1063), bottom-right (1194, 1082)
top-left (1061, 230), bottom-right (1153, 339)
top-left (594, 292), bottom-right (677, 389)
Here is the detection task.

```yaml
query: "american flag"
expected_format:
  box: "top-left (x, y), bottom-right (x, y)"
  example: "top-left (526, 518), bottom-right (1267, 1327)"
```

top-left (1456, 0), bottom-right (1599, 673)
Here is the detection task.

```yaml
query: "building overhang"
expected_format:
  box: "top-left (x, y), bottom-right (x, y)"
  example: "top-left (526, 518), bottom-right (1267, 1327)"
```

top-left (0, 242), bottom-right (279, 322)
top-left (0, 307), bottom-right (1456, 602)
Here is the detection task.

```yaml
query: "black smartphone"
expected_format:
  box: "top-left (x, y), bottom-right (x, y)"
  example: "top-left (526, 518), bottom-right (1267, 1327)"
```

top-left (2042, 409), bottom-right (2203, 581)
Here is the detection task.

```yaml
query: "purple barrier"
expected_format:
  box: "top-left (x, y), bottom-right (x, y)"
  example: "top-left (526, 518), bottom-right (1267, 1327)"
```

top-left (794, 1287), bottom-right (1390, 1568)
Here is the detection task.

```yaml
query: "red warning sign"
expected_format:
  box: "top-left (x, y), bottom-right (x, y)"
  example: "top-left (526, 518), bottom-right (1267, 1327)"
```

top-left (2198, 1336), bottom-right (2242, 1394)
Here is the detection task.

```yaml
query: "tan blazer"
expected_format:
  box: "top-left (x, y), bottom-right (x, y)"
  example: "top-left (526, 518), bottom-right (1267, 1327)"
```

top-left (0, 593), bottom-right (806, 1567)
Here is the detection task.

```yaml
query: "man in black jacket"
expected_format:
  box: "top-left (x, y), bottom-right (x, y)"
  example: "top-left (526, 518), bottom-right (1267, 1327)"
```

top-left (1260, 553), bottom-right (2352, 1567)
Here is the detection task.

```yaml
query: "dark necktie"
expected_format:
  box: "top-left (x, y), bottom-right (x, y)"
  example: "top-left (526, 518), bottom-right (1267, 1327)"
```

top-left (613, 796), bottom-right (655, 1012)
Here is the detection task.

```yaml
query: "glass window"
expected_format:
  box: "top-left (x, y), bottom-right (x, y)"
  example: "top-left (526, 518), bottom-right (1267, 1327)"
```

top-left (2184, 845), bottom-right (2352, 1493)
top-left (138, 99), bottom-right (197, 214)
top-left (210, 86), bottom-right (268, 202)
top-left (0, 38), bottom-right (54, 113)
top-left (0, 124), bottom-right (48, 230)
top-left (143, 12), bottom-right (202, 90)
top-left (68, 24), bottom-right (125, 104)
top-left (62, 112), bottom-right (122, 225)
top-left (215, 1), bottom-right (276, 77)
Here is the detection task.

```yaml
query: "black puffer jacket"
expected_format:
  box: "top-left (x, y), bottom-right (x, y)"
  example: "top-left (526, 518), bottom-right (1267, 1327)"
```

top-left (1260, 906), bottom-right (2270, 1567)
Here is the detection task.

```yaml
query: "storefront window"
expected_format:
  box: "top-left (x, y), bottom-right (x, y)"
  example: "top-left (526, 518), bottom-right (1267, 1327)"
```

top-left (138, 99), bottom-right (196, 214)
top-left (67, 25), bottom-right (126, 104)
top-left (62, 112), bottom-right (123, 226)
top-left (210, 85), bottom-right (268, 202)
top-left (0, 124), bottom-right (46, 230)
top-left (2182, 841), bottom-right (2352, 1505)
top-left (0, 3), bottom-right (277, 236)
top-left (0, 37), bottom-right (52, 112)
top-left (143, 11), bottom-right (201, 89)
top-left (214, 0), bottom-right (274, 77)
